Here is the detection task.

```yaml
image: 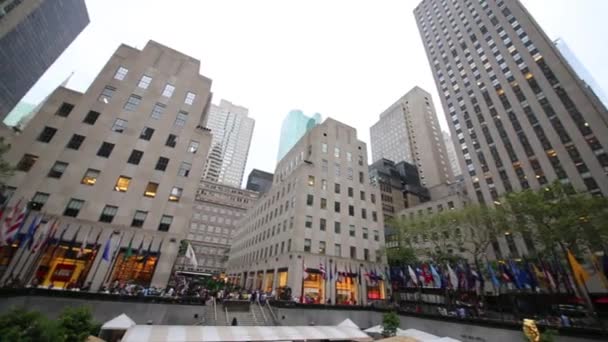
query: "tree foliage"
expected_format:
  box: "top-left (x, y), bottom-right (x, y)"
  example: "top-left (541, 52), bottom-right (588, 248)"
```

top-left (381, 311), bottom-right (400, 337)
top-left (0, 307), bottom-right (99, 342)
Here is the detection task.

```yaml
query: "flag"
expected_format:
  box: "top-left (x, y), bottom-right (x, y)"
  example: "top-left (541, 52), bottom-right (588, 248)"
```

top-left (0, 199), bottom-right (21, 244)
top-left (487, 263), bottom-right (500, 289)
top-left (567, 249), bottom-right (590, 286)
top-left (330, 261), bottom-right (334, 281)
top-left (185, 242), bottom-right (197, 267)
top-left (542, 261), bottom-right (557, 291)
top-left (319, 262), bottom-right (326, 279)
top-left (140, 238), bottom-right (154, 263)
top-left (136, 238), bottom-right (145, 257)
top-left (447, 264), bottom-right (458, 289)
top-left (101, 237), bottom-right (111, 261)
top-left (508, 260), bottom-right (523, 289)
top-left (302, 257), bottom-right (308, 279)
top-left (3, 201), bottom-right (27, 245)
top-left (66, 226), bottom-right (81, 256)
top-left (22, 215), bottom-right (42, 249)
top-left (123, 234), bottom-right (134, 261)
top-left (358, 266), bottom-right (362, 284)
top-left (430, 264), bottom-right (442, 288)
top-left (532, 264), bottom-right (547, 290)
top-left (408, 265), bottom-right (418, 286)
top-left (77, 229), bottom-right (91, 259)
top-left (50, 225), bottom-right (68, 257)
top-left (31, 219), bottom-right (52, 252)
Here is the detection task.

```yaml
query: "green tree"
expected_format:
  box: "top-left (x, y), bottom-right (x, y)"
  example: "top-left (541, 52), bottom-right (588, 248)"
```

top-left (0, 137), bottom-right (14, 186)
top-left (385, 245), bottom-right (417, 266)
top-left (381, 311), bottom-right (400, 337)
top-left (57, 307), bottom-right (100, 342)
top-left (0, 308), bottom-right (63, 342)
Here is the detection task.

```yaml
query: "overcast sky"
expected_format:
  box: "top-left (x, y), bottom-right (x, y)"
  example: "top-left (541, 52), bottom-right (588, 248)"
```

top-left (12, 0), bottom-right (608, 187)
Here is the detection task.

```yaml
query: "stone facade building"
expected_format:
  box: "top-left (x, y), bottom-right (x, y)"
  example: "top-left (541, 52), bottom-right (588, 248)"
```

top-left (227, 118), bottom-right (387, 305)
top-left (0, 40), bottom-right (213, 289)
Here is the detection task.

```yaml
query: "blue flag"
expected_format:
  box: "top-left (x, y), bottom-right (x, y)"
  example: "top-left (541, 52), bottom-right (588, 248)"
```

top-left (487, 263), bottom-right (500, 288)
top-left (430, 264), bottom-right (442, 288)
top-left (102, 237), bottom-right (111, 261)
top-left (22, 215), bottom-right (42, 249)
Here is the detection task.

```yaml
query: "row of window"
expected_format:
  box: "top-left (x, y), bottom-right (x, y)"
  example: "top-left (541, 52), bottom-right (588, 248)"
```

top-left (304, 217), bottom-right (380, 240)
top-left (113, 65), bottom-right (197, 105)
top-left (30, 193), bottom-right (173, 231)
top-left (305, 193), bottom-right (378, 221)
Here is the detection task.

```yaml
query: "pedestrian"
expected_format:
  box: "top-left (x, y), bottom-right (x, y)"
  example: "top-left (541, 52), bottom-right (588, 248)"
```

top-left (231, 317), bottom-right (238, 326)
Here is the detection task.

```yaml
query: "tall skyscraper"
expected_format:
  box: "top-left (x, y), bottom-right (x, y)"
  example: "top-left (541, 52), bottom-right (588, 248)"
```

top-left (442, 131), bottom-right (462, 176)
top-left (414, 0), bottom-right (608, 203)
top-left (202, 100), bottom-right (254, 188)
top-left (277, 109), bottom-right (321, 161)
top-left (370, 86), bottom-right (454, 188)
top-left (0, 41), bottom-right (213, 288)
top-left (0, 0), bottom-right (89, 120)
top-left (227, 118), bottom-right (386, 304)
top-left (554, 38), bottom-right (608, 110)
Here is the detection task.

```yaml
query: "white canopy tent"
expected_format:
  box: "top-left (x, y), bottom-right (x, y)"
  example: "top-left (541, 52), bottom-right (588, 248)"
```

top-left (121, 325), bottom-right (373, 342)
top-left (100, 313), bottom-right (136, 342)
top-left (396, 329), bottom-right (440, 340)
top-left (337, 318), bottom-right (360, 329)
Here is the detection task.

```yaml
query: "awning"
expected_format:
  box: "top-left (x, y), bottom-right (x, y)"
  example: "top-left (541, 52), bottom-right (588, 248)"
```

top-left (337, 318), bottom-right (359, 329)
top-left (101, 313), bottom-right (136, 330)
top-left (396, 329), bottom-right (439, 340)
top-left (121, 325), bottom-right (372, 342)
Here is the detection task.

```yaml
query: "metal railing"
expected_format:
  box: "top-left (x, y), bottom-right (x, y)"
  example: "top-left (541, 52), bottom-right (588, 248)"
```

top-left (251, 302), bottom-right (259, 324)
top-left (224, 306), bottom-right (229, 326)
top-left (257, 300), bottom-right (268, 325)
top-left (213, 296), bottom-right (217, 323)
top-left (266, 301), bottom-right (281, 326)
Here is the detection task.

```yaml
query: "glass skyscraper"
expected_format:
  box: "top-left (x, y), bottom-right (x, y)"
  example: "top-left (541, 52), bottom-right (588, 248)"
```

top-left (277, 110), bottom-right (321, 161)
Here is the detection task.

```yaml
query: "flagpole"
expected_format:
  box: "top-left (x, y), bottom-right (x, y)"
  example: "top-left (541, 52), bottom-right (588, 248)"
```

top-left (22, 220), bottom-right (59, 285)
top-left (102, 231), bottom-right (126, 287)
top-left (15, 215), bottom-right (48, 283)
top-left (88, 230), bottom-right (109, 290)
top-left (2, 210), bottom-right (38, 283)
top-left (75, 227), bottom-right (98, 288)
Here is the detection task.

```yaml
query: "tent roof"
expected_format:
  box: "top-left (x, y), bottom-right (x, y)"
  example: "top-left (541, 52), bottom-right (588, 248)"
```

top-left (363, 325), bottom-right (383, 333)
top-left (337, 318), bottom-right (359, 329)
top-left (101, 313), bottom-right (136, 330)
top-left (121, 325), bottom-right (372, 342)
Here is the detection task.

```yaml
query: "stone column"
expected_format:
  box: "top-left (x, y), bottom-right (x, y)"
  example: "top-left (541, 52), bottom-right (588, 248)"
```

top-left (150, 237), bottom-right (179, 288)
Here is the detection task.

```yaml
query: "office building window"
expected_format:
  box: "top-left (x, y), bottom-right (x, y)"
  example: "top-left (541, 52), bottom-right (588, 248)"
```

top-left (111, 118), bottom-right (128, 133)
top-left (55, 102), bottom-right (74, 117)
top-left (319, 241), bottom-right (326, 254)
top-left (31, 192), bottom-right (49, 211)
top-left (308, 175), bottom-right (315, 186)
top-left (322, 159), bottom-right (328, 172)
top-left (371, 194), bottom-right (376, 204)
top-left (322, 143), bottom-right (328, 153)
top-left (178, 162), bottom-right (192, 177)
top-left (359, 171), bottom-right (365, 183)
top-left (66, 134), bottom-right (85, 150)
top-left (349, 225), bottom-right (355, 237)
top-left (127, 150), bottom-right (143, 165)
top-left (346, 152), bottom-right (352, 162)
top-left (364, 248), bottom-right (370, 261)
top-left (361, 208), bottom-right (367, 219)
top-left (334, 244), bottom-right (341, 257)
top-left (63, 198), bottom-right (84, 217)
top-left (97, 142), bottom-right (115, 158)
top-left (305, 215), bottom-right (313, 228)
top-left (158, 215), bottom-right (173, 231)
top-left (162, 84), bottom-right (175, 98)
top-left (98, 86), bottom-right (116, 103)
top-left (16, 154), bottom-right (38, 171)
top-left (131, 210), bottom-right (147, 227)
top-left (350, 246), bottom-right (357, 259)
top-left (155, 157), bottom-right (169, 171)
top-left (362, 227), bottom-right (368, 239)
top-left (306, 194), bottom-right (314, 206)
top-left (114, 176), bottom-right (131, 192)
top-left (348, 187), bottom-right (353, 197)
top-left (114, 66), bottom-right (128, 80)
top-left (184, 92), bottom-right (196, 105)
top-left (334, 201), bottom-right (340, 213)
top-left (348, 205), bottom-right (354, 216)
top-left (124, 95), bottom-right (142, 111)
top-left (372, 211), bottom-right (378, 222)
top-left (334, 221), bottom-right (341, 234)
top-left (169, 187), bottom-right (182, 202)
top-left (304, 239), bottom-right (311, 252)
top-left (99, 205), bottom-right (118, 223)
top-left (334, 147), bottom-right (340, 158)
top-left (144, 182), bottom-right (159, 198)
top-left (321, 179), bottom-right (327, 190)
top-left (320, 198), bottom-right (327, 209)
top-left (81, 169), bottom-right (100, 186)
top-left (174, 111), bottom-right (188, 127)
top-left (360, 191), bottom-right (366, 201)
top-left (137, 75), bottom-right (152, 89)
top-left (374, 230), bottom-right (379, 241)
top-left (150, 103), bottom-right (166, 119)
top-left (188, 140), bottom-right (199, 153)
top-left (320, 218), bottom-right (326, 231)
top-left (83, 110), bottom-right (100, 125)
top-left (48, 161), bottom-right (68, 178)
top-left (139, 127), bottom-right (155, 140)
top-left (166, 134), bottom-right (178, 147)
top-left (37, 126), bottom-right (57, 143)
top-left (334, 183), bottom-right (340, 194)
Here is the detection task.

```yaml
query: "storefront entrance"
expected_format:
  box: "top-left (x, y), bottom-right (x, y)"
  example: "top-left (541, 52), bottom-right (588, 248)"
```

top-left (35, 243), bottom-right (97, 288)
top-left (108, 250), bottom-right (158, 286)
top-left (302, 271), bottom-right (325, 304)
top-left (335, 276), bottom-right (358, 305)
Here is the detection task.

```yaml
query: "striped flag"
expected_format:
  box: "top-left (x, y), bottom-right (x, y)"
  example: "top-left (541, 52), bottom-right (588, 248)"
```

top-left (2, 200), bottom-right (27, 245)
top-left (319, 262), bottom-right (326, 279)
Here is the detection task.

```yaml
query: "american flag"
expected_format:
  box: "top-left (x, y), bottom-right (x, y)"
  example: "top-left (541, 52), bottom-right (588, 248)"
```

top-left (319, 262), bottom-right (326, 279)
